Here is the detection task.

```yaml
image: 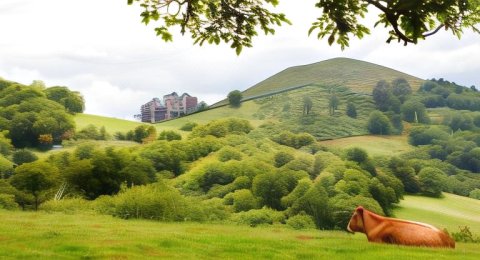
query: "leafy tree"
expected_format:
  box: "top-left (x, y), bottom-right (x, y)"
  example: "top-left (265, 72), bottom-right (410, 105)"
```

top-left (228, 90), bottom-right (243, 107)
top-left (10, 161), bottom-right (59, 210)
top-left (444, 112), bottom-right (474, 131)
top-left (372, 80), bottom-right (392, 111)
top-left (345, 147), bottom-right (368, 164)
top-left (391, 78), bottom-right (412, 103)
top-left (296, 183), bottom-right (333, 229)
top-left (44, 86), bottom-right (85, 113)
top-left (401, 101), bottom-right (430, 123)
top-left (418, 167), bottom-right (447, 197)
top-left (128, 0), bottom-right (480, 52)
top-left (328, 94), bottom-right (339, 115)
top-left (141, 141), bottom-right (187, 176)
top-left (119, 157), bottom-right (157, 186)
top-left (253, 171), bottom-right (295, 210)
top-left (12, 150), bottom-right (38, 166)
top-left (303, 96), bottom-right (313, 115)
top-left (420, 81), bottom-right (440, 92)
top-left (346, 102), bottom-right (357, 118)
top-left (367, 111), bottom-right (392, 135)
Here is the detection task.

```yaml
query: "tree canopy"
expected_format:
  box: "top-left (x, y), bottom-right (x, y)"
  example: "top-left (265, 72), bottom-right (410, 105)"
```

top-left (128, 0), bottom-right (480, 53)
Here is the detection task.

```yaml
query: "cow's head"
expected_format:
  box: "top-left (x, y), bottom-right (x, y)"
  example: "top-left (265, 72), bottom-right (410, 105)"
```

top-left (347, 206), bottom-right (365, 233)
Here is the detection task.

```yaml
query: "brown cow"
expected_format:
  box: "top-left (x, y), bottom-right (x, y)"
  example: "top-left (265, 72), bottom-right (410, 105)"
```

top-left (347, 206), bottom-right (455, 248)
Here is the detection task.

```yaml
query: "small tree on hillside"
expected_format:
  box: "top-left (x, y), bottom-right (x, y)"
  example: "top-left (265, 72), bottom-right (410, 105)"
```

top-left (367, 111), bottom-right (392, 135)
top-left (372, 80), bottom-right (392, 111)
top-left (303, 96), bottom-right (313, 115)
top-left (10, 161), bottom-right (59, 210)
top-left (228, 90), bottom-right (243, 108)
top-left (392, 78), bottom-right (412, 103)
top-left (329, 94), bottom-right (340, 115)
top-left (401, 101), bottom-right (430, 124)
top-left (346, 102), bottom-right (357, 118)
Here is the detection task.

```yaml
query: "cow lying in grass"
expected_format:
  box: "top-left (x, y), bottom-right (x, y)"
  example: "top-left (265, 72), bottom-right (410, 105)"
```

top-left (347, 206), bottom-right (455, 248)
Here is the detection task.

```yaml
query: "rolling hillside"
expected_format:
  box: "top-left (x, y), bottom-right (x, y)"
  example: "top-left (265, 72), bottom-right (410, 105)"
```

top-left (75, 57), bottom-right (427, 140)
top-left (213, 57), bottom-right (424, 107)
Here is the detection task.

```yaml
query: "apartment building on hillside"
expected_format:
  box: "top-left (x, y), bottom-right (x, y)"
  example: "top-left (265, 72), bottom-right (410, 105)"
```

top-left (138, 92), bottom-right (198, 123)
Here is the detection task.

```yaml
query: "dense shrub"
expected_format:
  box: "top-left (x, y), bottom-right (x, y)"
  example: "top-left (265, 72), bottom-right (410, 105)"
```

top-left (230, 189), bottom-right (258, 212)
top-left (95, 182), bottom-right (205, 221)
top-left (274, 151), bottom-right (295, 168)
top-left (271, 131), bottom-right (315, 149)
top-left (443, 112), bottom-right (474, 131)
top-left (217, 146), bottom-right (243, 162)
top-left (470, 189), bottom-right (480, 200)
top-left (450, 226), bottom-right (480, 243)
top-left (12, 150), bottom-right (38, 165)
top-left (180, 122), bottom-right (198, 131)
top-left (191, 118), bottom-right (253, 138)
top-left (0, 194), bottom-right (19, 210)
top-left (408, 126), bottom-right (449, 146)
top-left (231, 207), bottom-right (285, 227)
top-left (286, 214), bottom-right (316, 230)
top-left (158, 130), bottom-right (182, 141)
top-left (40, 198), bottom-right (92, 213)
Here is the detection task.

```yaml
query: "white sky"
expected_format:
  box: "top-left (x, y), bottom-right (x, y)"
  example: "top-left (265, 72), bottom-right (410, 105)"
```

top-left (0, 0), bottom-right (478, 120)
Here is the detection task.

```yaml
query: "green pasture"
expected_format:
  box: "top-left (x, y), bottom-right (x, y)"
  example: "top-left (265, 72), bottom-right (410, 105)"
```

top-left (0, 210), bottom-right (476, 259)
top-left (394, 193), bottom-right (480, 234)
top-left (74, 114), bottom-right (145, 134)
top-left (0, 193), bottom-right (479, 259)
top-left (320, 135), bottom-right (413, 156)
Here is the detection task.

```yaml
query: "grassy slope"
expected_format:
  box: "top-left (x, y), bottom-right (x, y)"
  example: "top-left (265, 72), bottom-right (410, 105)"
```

top-left (320, 135), bottom-right (413, 156)
top-left (214, 57), bottom-right (424, 107)
top-left (0, 193), bottom-right (479, 259)
top-left (395, 193), bottom-right (480, 234)
top-left (74, 114), bottom-right (145, 133)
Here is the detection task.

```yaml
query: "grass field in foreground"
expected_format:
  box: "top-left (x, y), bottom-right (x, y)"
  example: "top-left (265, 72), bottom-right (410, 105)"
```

top-left (319, 135), bottom-right (413, 156)
top-left (1, 193), bottom-right (479, 259)
top-left (0, 210), bottom-right (478, 259)
top-left (394, 193), bottom-right (480, 234)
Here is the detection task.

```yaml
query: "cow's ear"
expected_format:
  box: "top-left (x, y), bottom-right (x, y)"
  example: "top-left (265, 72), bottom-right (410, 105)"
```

top-left (356, 206), bottom-right (364, 214)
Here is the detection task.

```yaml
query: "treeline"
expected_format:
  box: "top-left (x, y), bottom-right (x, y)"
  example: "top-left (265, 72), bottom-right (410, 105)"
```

top-left (420, 79), bottom-right (480, 111)
top-left (0, 78), bottom-right (84, 150)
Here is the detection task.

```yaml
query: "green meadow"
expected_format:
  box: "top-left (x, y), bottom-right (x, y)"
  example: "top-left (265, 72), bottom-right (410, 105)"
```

top-left (0, 193), bottom-right (478, 259)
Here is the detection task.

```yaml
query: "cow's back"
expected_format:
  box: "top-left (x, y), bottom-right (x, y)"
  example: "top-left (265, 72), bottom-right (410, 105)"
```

top-left (384, 221), bottom-right (455, 248)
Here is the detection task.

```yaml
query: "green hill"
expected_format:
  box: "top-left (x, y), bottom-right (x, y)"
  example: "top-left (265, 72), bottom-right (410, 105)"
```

top-left (213, 57), bottom-right (424, 107)
top-left (76, 57), bottom-right (425, 141)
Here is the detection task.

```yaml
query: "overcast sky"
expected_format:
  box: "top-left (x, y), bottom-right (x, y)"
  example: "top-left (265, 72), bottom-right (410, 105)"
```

top-left (0, 0), bottom-right (478, 120)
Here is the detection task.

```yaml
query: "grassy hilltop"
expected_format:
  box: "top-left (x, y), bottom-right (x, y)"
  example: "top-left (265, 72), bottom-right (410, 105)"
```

top-left (213, 57), bottom-right (424, 107)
